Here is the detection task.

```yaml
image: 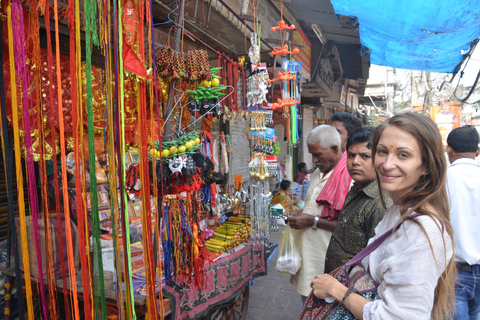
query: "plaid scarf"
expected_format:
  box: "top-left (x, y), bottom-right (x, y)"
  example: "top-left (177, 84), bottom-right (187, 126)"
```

top-left (316, 152), bottom-right (352, 220)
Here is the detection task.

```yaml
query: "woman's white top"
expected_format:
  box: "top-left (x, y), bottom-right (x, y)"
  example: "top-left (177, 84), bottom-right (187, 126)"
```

top-left (362, 204), bottom-right (453, 319)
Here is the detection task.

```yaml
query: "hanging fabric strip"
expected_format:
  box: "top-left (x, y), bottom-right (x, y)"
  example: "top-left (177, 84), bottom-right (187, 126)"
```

top-left (242, 66), bottom-right (246, 111)
top-left (147, 0), bottom-right (164, 312)
top-left (107, 47), bottom-right (126, 320)
top-left (77, 0), bottom-right (94, 317)
top-left (135, 0), bottom-right (157, 313)
top-left (145, 0), bottom-right (163, 315)
top-left (233, 61), bottom-right (239, 112)
top-left (24, 2), bottom-right (58, 316)
top-left (84, 0), bottom-right (107, 315)
top-left (137, 78), bottom-right (158, 318)
top-left (0, 15), bottom-right (26, 320)
top-left (33, 26), bottom-right (58, 320)
top-left (52, 0), bottom-right (82, 316)
top-left (110, 0), bottom-right (128, 318)
top-left (114, 0), bottom-right (133, 317)
top-left (43, 3), bottom-right (71, 317)
top-left (79, 25), bottom-right (96, 320)
top-left (103, 0), bottom-right (126, 317)
top-left (11, 2), bottom-right (48, 318)
top-left (6, 6), bottom-right (35, 319)
top-left (162, 203), bottom-right (173, 282)
top-left (118, 4), bottom-right (136, 317)
top-left (257, 20), bottom-right (261, 64)
top-left (290, 104), bottom-right (297, 145)
top-left (295, 104), bottom-right (299, 141)
top-left (68, 0), bottom-right (93, 314)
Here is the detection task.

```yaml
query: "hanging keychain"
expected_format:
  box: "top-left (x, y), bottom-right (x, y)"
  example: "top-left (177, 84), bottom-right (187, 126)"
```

top-left (226, 134), bottom-right (233, 152)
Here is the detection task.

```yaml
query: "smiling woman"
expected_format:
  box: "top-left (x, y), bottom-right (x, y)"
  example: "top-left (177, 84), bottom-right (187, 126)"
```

top-left (308, 113), bottom-right (457, 320)
top-left (373, 125), bottom-right (427, 204)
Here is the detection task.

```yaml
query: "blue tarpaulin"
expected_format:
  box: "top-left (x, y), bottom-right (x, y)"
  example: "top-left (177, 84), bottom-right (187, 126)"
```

top-left (330, 0), bottom-right (480, 72)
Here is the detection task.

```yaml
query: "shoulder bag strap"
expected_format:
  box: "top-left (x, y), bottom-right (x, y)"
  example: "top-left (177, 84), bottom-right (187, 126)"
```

top-left (346, 213), bottom-right (423, 267)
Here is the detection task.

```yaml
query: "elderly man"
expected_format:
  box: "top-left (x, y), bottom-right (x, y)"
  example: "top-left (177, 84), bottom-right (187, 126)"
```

top-left (286, 125), bottom-right (345, 302)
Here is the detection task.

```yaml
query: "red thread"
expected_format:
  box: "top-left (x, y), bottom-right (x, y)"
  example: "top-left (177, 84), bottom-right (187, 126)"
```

top-left (44, 4), bottom-right (71, 319)
top-left (70, 9), bottom-right (93, 318)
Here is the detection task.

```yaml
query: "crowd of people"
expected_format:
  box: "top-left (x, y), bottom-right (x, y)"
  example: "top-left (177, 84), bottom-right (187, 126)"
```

top-left (273, 111), bottom-right (480, 319)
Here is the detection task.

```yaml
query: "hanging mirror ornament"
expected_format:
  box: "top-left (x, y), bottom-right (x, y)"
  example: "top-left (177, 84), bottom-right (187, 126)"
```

top-left (249, 182), bottom-right (272, 244)
top-left (265, 110), bottom-right (273, 127)
top-left (248, 32), bottom-right (260, 65)
top-left (246, 71), bottom-right (269, 108)
top-left (249, 111), bottom-right (266, 131)
top-left (262, 192), bottom-right (272, 243)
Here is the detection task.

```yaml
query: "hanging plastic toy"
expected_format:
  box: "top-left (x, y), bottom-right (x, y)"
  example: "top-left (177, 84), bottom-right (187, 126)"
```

top-left (169, 156), bottom-right (187, 174)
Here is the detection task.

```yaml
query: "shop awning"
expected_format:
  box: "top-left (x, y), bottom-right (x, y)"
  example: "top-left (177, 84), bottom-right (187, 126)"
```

top-left (330, 0), bottom-right (480, 72)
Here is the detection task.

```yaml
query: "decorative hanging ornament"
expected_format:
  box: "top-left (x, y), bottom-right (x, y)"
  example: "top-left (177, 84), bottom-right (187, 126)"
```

top-left (248, 32), bottom-right (260, 65)
top-left (248, 153), bottom-right (270, 181)
top-left (246, 71), bottom-right (269, 108)
top-left (169, 155), bottom-right (187, 174)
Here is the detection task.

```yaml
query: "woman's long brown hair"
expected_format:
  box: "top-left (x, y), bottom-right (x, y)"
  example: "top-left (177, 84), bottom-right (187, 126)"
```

top-left (371, 112), bottom-right (456, 319)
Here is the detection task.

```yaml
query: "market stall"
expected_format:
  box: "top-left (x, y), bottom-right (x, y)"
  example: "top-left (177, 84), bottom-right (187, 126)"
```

top-left (0, 0), bottom-right (304, 318)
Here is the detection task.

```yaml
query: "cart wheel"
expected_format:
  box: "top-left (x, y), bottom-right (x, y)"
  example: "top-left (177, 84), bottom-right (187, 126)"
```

top-left (207, 285), bottom-right (250, 320)
top-left (231, 285), bottom-right (249, 320)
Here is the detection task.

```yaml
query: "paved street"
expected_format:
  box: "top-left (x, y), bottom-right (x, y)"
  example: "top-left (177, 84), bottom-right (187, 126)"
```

top-left (246, 224), bottom-right (304, 320)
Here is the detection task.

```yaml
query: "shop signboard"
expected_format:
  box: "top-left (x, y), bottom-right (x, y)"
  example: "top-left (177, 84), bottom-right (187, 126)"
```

top-left (292, 26), bottom-right (311, 81)
top-left (429, 101), bottom-right (462, 146)
top-left (315, 118), bottom-right (331, 126)
top-left (467, 118), bottom-right (480, 126)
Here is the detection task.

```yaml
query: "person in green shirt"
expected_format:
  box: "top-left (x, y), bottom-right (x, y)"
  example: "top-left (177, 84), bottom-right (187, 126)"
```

top-left (324, 127), bottom-right (390, 273)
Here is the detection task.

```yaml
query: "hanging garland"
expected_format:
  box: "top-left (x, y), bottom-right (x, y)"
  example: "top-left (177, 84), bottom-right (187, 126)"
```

top-left (150, 130), bottom-right (201, 162)
top-left (6, 6), bottom-right (35, 319)
top-left (161, 197), bottom-right (208, 288)
top-left (85, 0), bottom-right (107, 314)
top-left (11, 3), bottom-right (49, 319)
top-left (0, 12), bottom-right (26, 320)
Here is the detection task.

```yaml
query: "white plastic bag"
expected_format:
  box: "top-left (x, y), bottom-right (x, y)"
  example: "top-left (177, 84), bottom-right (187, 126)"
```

top-left (276, 224), bottom-right (302, 275)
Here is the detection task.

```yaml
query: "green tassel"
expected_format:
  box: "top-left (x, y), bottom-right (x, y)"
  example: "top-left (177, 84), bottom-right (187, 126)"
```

top-left (85, 0), bottom-right (107, 316)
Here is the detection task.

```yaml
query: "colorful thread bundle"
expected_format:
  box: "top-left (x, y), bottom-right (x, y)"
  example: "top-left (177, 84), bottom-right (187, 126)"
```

top-left (2, 0), bottom-right (167, 317)
top-left (162, 196), bottom-right (208, 288)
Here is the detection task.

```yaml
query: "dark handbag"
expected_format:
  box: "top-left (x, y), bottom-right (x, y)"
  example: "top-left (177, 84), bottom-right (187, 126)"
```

top-left (299, 213), bottom-right (422, 320)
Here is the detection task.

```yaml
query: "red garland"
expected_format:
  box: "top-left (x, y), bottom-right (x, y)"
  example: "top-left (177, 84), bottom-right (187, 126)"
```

top-left (165, 170), bottom-right (203, 195)
top-left (242, 66), bottom-right (246, 111)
